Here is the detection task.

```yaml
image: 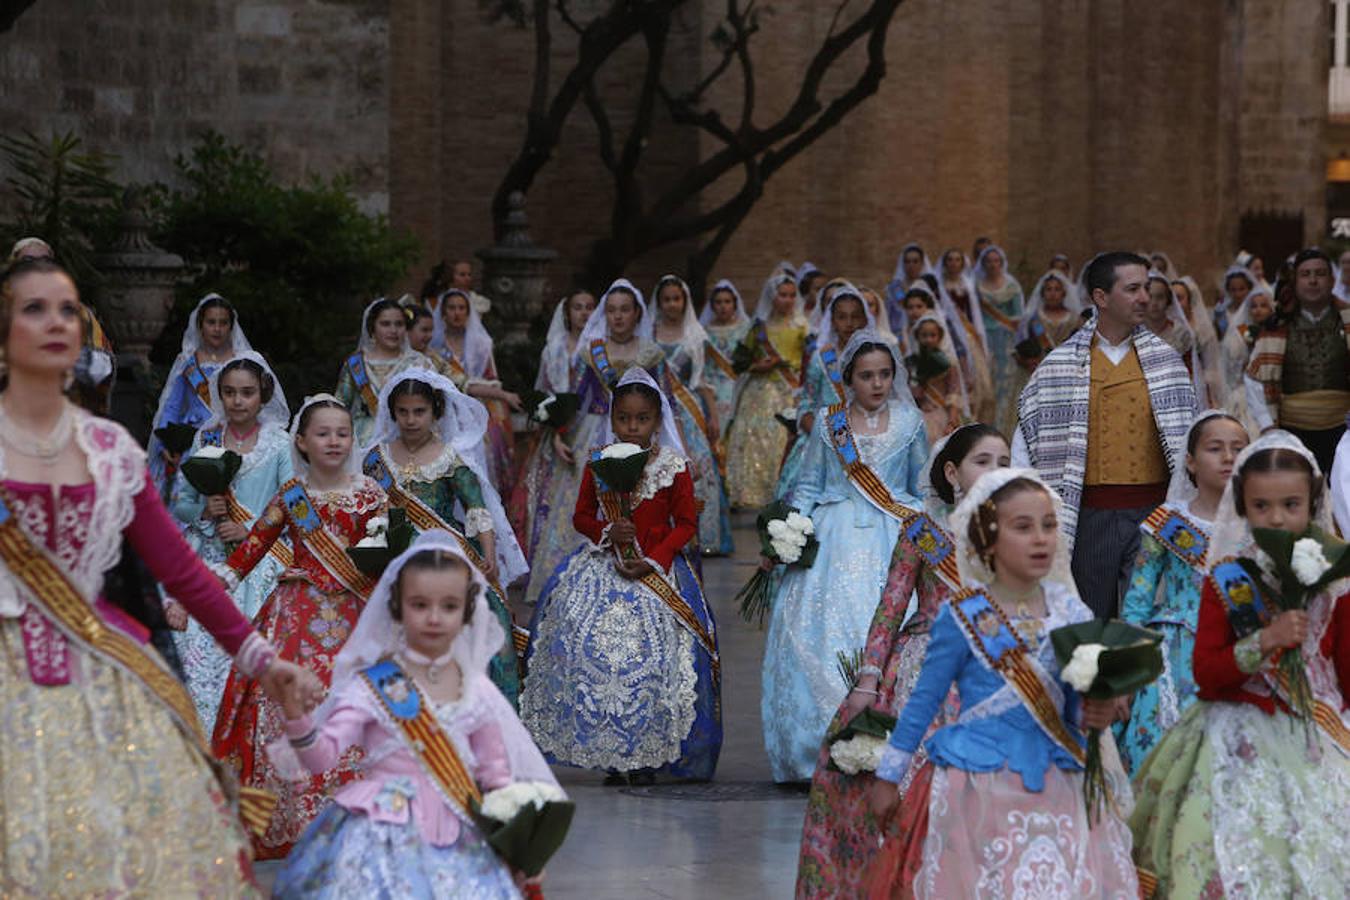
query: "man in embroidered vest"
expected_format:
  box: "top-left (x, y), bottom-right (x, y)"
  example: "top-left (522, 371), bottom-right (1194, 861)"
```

top-left (1013, 251), bottom-right (1196, 618)
top-left (1244, 248), bottom-right (1350, 472)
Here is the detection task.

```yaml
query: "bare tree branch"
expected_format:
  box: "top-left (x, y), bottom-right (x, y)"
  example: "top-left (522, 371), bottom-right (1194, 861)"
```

top-left (583, 80), bottom-right (619, 174)
top-left (0, 0), bottom-right (41, 33)
top-left (555, 0), bottom-right (583, 35)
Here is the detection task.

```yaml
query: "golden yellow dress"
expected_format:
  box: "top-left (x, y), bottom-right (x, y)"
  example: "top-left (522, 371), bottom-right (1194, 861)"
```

top-left (725, 318), bottom-right (806, 508)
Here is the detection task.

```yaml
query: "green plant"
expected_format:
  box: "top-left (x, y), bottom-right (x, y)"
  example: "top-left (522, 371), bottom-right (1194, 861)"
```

top-left (148, 132), bottom-right (420, 403)
top-left (0, 130), bottom-right (121, 282)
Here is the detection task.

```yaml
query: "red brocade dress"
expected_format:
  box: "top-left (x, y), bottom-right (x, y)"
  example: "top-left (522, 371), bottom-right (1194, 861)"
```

top-left (212, 475), bottom-right (387, 860)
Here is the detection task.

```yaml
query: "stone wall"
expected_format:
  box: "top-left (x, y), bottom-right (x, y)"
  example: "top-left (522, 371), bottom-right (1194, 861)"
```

top-left (0, 0), bottom-right (1328, 306)
top-left (0, 1), bottom-right (392, 213)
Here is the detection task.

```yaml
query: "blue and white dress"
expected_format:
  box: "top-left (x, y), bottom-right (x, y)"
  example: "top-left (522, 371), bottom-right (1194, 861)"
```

top-left (761, 399), bottom-right (927, 782)
top-left (170, 421), bottom-right (292, 728)
top-left (148, 356), bottom-right (224, 498)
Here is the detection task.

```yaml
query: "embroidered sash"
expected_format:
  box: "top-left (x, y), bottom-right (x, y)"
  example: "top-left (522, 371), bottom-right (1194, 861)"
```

top-left (818, 345), bottom-right (846, 402)
top-left (361, 447), bottom-right (508, 602)
top-left (899, 512), bottom-right (962, 592)
top-left (181, 358), bottom-right (213, 410)
top-left (978, 294), bottom-right (1019, 333)
top-left (1210, 558), bottom-right (1275, 639)
top-left (360, 659), bottom-right (482, 812)
top-left (279, 479), bottom-right (376, 597)
top-left (1143, 506), bottom-right (1208, 570)
top-left (705, 340), bottom-right (737, 380)
top-left (344, 352), bottom-right (379, 417)
top-left (0, 482), bottom-right (277, 833)
top-left (594, 486), bottom-right (719, 678)
top-left (1269, 668), bottom-right (1350, 754)
top-left (588, 339), bottom-right (618, 388)
top-left (441, 349), bottom-right (468, 380)
top-left (199, 427), bottom-right (294, 568)
top-left (753, 320), bottom-right (799, 389)
top-left (948, 589), bottom-right (1087, 765)
top-left (823, 403), bottom-right (919, 522)
top-left (663, 367), bottom-right (708, 436)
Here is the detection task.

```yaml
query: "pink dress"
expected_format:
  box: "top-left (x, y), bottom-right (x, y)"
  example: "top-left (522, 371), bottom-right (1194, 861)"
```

top-left (0, 412), bottom-right (275, 896)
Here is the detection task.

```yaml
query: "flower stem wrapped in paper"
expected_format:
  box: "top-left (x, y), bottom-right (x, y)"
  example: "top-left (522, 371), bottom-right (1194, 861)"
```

top-left (344, 507), bottom-right (415, 577)
top-left (589, 442), bottom-right (651, 561)
top-left (1233, 526), bottom-right (1350, 730)
top-left (734, 499), bottom-right (819, 626)
top-left (472, 781), bottom-right (576, 878)
top-left (179, 444), bottom-right (243, 497)
top-left (1050, 620), bottom-right (1164, 824)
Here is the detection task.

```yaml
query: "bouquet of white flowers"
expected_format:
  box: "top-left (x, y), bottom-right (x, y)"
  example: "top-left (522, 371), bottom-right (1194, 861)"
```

top-left (826, 706), bottom-right (895, 776)
top-left (590, 442), bottom-right (651, 562)
top-left (180, 443), bottom-right (243, 497)
top-left (526, 391), bottom-right (579, 430)
top-left (473, 781), bottom-right (575, 878)
top-left (734, 500), bottom-right (820, 626)
top-left (345, 508), bottom-right (413, 576)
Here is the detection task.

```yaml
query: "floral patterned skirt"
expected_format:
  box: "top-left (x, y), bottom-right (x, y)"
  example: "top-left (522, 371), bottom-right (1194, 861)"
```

top-left (0, 616), bottom-right (257, 896)
top-left (872, 762), bottom-right (1139, 899)
top-left (212, 579), bottom-right (365, 861)
top-left (1130, 700), bottom-right (1350, 898)
top-left (273, 803), bottom-right (520, 900)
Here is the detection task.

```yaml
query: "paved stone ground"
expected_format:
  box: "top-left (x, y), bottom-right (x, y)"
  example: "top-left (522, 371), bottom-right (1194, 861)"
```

top-left (258, 513), bottom-right (807, 897)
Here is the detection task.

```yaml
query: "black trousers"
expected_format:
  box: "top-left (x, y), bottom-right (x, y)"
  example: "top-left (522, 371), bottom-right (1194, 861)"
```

top-left (1070, 504), bottom-right (1152, 620)
top-left (1284, 424), bottom-right (1344, 478)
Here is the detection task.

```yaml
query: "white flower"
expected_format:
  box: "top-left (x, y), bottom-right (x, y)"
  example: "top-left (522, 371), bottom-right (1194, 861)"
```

top-left (479, 781), bottom-right (568, 823)
top-left (829, 733), bottom-right (889, 775)
top-left (194, 445), bottom-right (228, 460)
top-left (766, 519), bottom-right (790, 540)
top-left (600, 442), bottom-right (646, 460)
top-left (365, 516), bottom-right (388, 537)
top-left (771, 538), bottom-right (801, 564)
top-left (786, 511), bottom-right (814, 536)
top-left (354, 534), bottom-right (387, 548)
top-left (1253, 549), bottom-right (1277, 582)
top-left (780, 407), bottom-right (798, 420)
top-left (1291, 537), bottom-right (1332, 587)
top-left (1061, 643), bottom-right (1106, 693)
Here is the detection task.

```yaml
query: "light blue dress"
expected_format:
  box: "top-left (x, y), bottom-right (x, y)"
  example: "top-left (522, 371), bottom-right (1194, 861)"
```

top-left (761, 399), bottom-right (927, 782)
top-left (170, 421), bottom-right (292, 729)
top-left (702, 322), bottom-right (751, 443)
top-left (976, 280), bottom-right (1024, 437)
top-left (655, 339), bottom-right (734, 555)
top-left (1115, 500), bottom-right (1209, 772)
top-left (776, 347), bottom-right (847, 504)
top-left (148, 358), bottom-right (223, 499)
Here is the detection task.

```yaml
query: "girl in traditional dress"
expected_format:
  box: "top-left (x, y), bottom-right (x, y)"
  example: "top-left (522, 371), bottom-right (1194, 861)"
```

top-left (1115, 411), bottom-right (1249, 772)
top-left (213, 395), bottom-right (389, 860)
top-left (699, 278), bottom-right (752, 445)
top-left (335, 297), bottom-right (433, 446)
top-left (1144, 269), bottom-right (1213, 409)
top-left (938, 248), bottom-right (994, 423)
top-left (867, 469), bottom-right (1139, 898)
top-left (1013, 270), bottom-right (1082, 374)
top-left (762, 330), bottom-right (928, 782)
top-left (858, 285), bottom-right (899, 348)
top-left (651, 275), bottom-right (734, 556)
top-left (272, 533), bottom-right (561, 898)
top-left (885, 243), bottom-right (934, 334)
top-left (362, 369), bottom-right (527, 704)
top-left (1172, 274), bottom-right (1225, 409)
top-left (725, 271), bottom-right (807, 509)
top-left (906, 315), bottom-right (963, 442)
top-left (404, 303), bottom-right (460, 382)
top-left (509, 290), bottom-right (596, 555)
top-left (795, 424), bottom-right (1009, 899)
top-left (973, 245), bottom-right (1025, 435)
top-left (0, 258), bottom-right (318, 895)
top-left (778, 284), bottom-right (872, 502)
top-left (170, 351), bottom-right (293, 728)
top-left (521, 369), bottom-right (721, 783)
top-left (1213, 264), bottom-right (1255, 338)
top-left (1220, 280), bottom-right (1276, 435)
top-left (1130, 432), bottom-right (1350, 896)
top-left (149, 292), bottom-right (252, 499)
top-left (521, 279), bottom-right (664, 605)
top-left (438, 288), bottom-right (523, 495)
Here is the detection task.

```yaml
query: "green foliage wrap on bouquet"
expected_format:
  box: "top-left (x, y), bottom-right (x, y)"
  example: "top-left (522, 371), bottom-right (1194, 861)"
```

top-left (735, 500), bottom-right (819, 626)
top-left (589, 444), bottom-right (650, 497)
top-left (1235, 526), bottom-right (1350, 730)
top-left (730, 340), bottom-right (756, 374)
top-left (344, 507), bottom-right (414, 577)
top-left (472, 784), bottom-right (575, 878)
top-left (154, 423), bottom-right (199, 456)
top-left (179, 447), bottom-right (243, 496)
top-left (525, 391), bottom-right (579, 431)
top-left (1050, 619), bottom-right (1164, 825)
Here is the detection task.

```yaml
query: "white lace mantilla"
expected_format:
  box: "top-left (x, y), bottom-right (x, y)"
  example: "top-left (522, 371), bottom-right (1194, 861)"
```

top-left (379, 442), bottom-right (465, 485)
top-left (0, 412), bottom-right (146, 617)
